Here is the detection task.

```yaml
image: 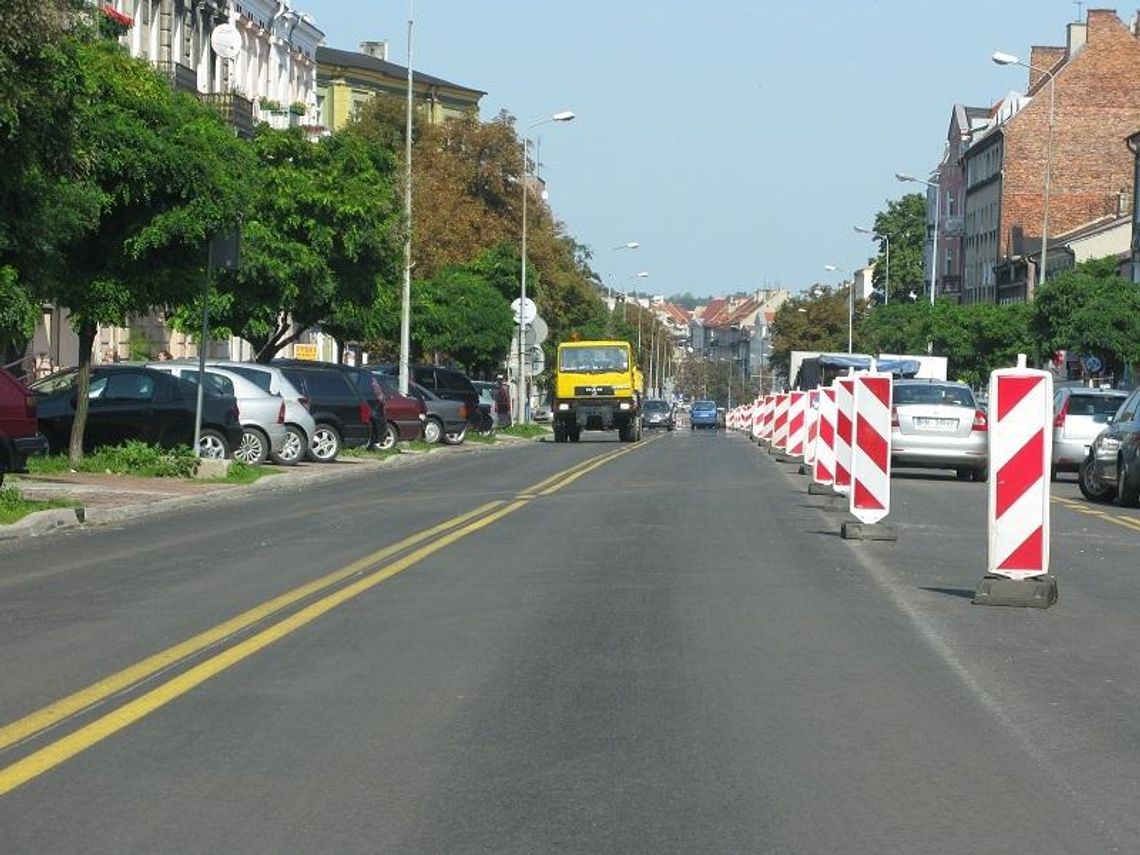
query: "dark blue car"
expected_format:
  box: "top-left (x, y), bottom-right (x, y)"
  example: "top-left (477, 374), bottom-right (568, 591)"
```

top-left (689, 399), bottom-right (719, 430)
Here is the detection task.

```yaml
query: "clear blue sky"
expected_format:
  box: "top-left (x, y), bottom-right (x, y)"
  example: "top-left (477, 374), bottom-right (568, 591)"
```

top-left (301, 1), bottom-right (1086, 298)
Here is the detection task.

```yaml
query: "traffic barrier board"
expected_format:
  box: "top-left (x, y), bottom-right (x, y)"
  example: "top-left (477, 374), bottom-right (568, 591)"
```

top-left (849, 373), bottom-right (893, 525)
top-left (812, 386), bottom-right (836, 485)
top-left (833, 377), bottom-right (855, 496)
top-left (786, 391), bottom-right (808, 457)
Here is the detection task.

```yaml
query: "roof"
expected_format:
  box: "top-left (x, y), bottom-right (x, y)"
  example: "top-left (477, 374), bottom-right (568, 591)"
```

top-left (317, 46), bottom-right (486, 95)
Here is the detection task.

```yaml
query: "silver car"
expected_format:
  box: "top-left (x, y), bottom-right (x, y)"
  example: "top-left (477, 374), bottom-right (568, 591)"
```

top-left (890, 379), bottom-right (988, 481)
top-left (1051, 386), bottom-right (1127, 478)
top-left (148, 363), bottom-right (288, 465)
top-left (204, 361), bottom-right (317, 466)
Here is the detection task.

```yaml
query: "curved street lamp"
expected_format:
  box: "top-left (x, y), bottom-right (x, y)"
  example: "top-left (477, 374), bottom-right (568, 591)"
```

top-left (517, 110), bottom-right (574, 424)
top-left (993, 50), bottom-right (1057, 294)
top-left (896, 172), bottom-right (940, 307)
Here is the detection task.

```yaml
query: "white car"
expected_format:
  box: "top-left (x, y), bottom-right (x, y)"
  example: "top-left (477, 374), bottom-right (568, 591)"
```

top-left (204, 361), bottom-right (317, 466)
top-left (1052, 386), bottom-right (1127, 479)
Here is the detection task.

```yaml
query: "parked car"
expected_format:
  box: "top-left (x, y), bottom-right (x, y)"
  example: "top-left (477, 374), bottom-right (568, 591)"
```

top-left (371, 373), bottom-right (427, 449)
top-left (641, 399), bottom-right (675, 431)
top-left (271, 360), bottom-right (375, 462)
top-left (375, 364), bottom-right (480, 426)
top-left (1078, 387), bottom-right (1140, 506)
top-left (205, 361), bottom-right (317, 466)
top-left (405, 381), bottom-right (469, 444)
top-left (890, 379), bottom-right (987, 480)
top-left (1051, 386), bottom-right (1127, 479)
top-left (147, 362), bottom-right (288, 466)
top-left (690, 399), bottom-right (719, 430)
top-left (0, 367), bottom-right (49, 486)
top-left (31, 366), bottom-right (242, 458)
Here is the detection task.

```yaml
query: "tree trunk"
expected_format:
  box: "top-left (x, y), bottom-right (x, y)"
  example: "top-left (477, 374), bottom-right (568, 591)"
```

top-left (69, 321), bottom-right (96, 464)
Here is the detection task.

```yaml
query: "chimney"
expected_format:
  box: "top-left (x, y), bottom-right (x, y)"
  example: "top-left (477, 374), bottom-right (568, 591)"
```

top-left (359, 40), bottom-right (389, 61)
top-left (1067, 21), bottom-right (1087, 57)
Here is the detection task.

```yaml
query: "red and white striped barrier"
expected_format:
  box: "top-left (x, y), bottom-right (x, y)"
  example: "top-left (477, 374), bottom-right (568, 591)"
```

top-left (987, 364), bottom-right (1053, 579)
top-left (772, 393), bottom-right (790, 451)
top-left (785, 391), bottom-right (808, 457)
top-left (762, 394), bottom-right (775, 442)
top-left (812, 386), bottom-right (837, 485)
top-left (751, 398), bottom-right (763, 439)
top-left (803, 389), bottom-right (820, 468)
top-left (833, 377), bottom-right (855, 495)
top-left (849, 373), bottom-right (893, 525)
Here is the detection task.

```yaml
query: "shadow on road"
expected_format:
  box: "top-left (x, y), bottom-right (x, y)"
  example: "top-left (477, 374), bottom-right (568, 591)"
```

top-left (919, 586), bottom-right (977, 600)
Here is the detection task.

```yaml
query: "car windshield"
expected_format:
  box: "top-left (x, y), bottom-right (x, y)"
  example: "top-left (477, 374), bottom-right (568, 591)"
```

top-left (692, 401), bottom-right (716, 412)
top-left (559, 346), bottom-right (628, 373)
top-left (644, 400), bottom-right (669, 413)
top-left (1067, 393), bottom-right (1126, 416)
top-left (894, 384), bottom-right (975, 408)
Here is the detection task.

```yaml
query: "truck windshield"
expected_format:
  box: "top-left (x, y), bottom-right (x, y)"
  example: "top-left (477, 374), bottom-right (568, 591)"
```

top-left (559, 347), bottom-right (629, 373)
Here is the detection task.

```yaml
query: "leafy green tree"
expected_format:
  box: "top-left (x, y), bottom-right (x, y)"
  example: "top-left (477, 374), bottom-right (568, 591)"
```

top-left (173, 127), bottom-right (402, 362)
top-left (27, 37), bottom-right (253, 460)
top-left (867, 193), bottom-right (926, 302)
top-left (1032, 256), bottom-right (1140, 381)
top-left (348, 91), bottom-right (422, 154)
top-left (0, 266), bottom-right (40, 365)
top-left (769, 286), bottom-right (863, 382)
top-left (411, 264), bottom-right (514, 373)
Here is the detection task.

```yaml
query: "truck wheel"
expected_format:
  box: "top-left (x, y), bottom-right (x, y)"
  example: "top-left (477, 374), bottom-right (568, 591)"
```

top-left (553, 423), bottom-right (567, 443)
top-left (569, 426), bottom-right (581, 442)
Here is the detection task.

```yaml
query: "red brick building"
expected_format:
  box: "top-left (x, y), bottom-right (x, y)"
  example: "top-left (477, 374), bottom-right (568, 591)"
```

top-left (960, 10), bottom-right (1140, 303)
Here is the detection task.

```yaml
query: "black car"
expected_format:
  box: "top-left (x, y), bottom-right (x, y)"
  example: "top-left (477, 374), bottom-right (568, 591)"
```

top-left (1078, 386), bottom-right (1140, 506)
top-left (272, 360), bottom-right (376, 462)
top-left (32, 366), bottom-right (243, 458)
top-left (375, 364), bottom-right (480, 426)
top-left (641, 398), bottom-right (675, 431)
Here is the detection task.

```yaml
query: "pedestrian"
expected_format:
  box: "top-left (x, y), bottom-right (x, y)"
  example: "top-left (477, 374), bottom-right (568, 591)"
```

top-left (157, 350), bottom-right (173, 361)
top-left (493, 374), bottom-right (511, 427)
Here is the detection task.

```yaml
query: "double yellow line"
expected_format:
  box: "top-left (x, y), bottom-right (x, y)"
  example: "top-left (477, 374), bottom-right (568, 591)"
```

top-left (0, 439), bottom-right (649, 796)
top-left (1052, 495), bottom-right (1140, 533)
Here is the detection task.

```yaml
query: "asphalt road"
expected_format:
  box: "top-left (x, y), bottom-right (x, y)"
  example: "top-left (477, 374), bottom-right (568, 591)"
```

top-left (0, 431), bottom-right (1138, 853)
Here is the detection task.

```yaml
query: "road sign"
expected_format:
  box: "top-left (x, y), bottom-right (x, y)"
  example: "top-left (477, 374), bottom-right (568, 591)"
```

top-left (293, 343), bottom-right (318, 360)
top-left (529, 346), bottom-right (546, 374)
top-left (511, 297), bottom-right (537, 325)
top-left (530, 315), bottom-right (549, 346)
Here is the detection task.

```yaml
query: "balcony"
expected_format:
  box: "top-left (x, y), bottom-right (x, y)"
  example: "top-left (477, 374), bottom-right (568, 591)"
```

top-left (155, 60), bottom-right (199, 95)
top-left (199, 92), bottom-right (255, 140)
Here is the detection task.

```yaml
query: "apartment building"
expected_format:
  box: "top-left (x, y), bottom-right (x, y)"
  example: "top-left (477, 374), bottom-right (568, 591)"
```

top-left (959, 10), bottom-right (1140, 304)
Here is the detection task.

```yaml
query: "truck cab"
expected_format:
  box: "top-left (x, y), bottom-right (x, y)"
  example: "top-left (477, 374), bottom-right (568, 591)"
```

top-left (552, 340), bottom-right (642, 443)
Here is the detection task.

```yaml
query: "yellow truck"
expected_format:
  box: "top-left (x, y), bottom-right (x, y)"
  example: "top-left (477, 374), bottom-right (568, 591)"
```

top-left (551, 339), bottom-right (642, 442)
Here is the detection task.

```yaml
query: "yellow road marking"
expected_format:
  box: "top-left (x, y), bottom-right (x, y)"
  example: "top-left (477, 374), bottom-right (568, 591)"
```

top-left (1051, 496), bottom-right (1140, 533)
top-left (0, 500), bottom-right (527, 797)
top-left (0, 440), bottom-right (649, 794)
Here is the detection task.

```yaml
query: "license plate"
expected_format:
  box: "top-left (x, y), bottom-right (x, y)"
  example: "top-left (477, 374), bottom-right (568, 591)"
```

top-left (915, 417), bottom-right (958, 430)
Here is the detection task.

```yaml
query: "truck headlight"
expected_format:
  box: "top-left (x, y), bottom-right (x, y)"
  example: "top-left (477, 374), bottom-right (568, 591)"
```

top-left (558, 403), bottom-right (570, 411)
top-left (619, 402), bottom-right (631, 410)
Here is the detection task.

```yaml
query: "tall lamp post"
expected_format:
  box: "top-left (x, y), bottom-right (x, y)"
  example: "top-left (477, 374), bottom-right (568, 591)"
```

top-left (605, 242), bottom-right (639, 331)
top-left (854, 225), bottom-right (889, 304)
top-left (895, 172), bottom-right (940, 305)
top-left (624, 271), bottom-right (648, 322)
top-left (993, 50), bottom-right (1057, 293)
top-left (517, 109), bottom-right (574, 424)
top-left (824, 264), bottom-right (853, 354)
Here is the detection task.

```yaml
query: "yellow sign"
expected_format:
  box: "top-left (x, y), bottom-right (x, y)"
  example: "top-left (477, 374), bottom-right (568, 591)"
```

top-left (293, 343), bottom-right (318, 361)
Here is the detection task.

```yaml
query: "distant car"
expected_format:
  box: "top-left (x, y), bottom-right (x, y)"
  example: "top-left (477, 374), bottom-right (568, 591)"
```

top-left (1052, 386), bottom-right (1127, 478)
top-left (405, 381), bottom-right (468, 444)
top-left (371, 373), bottom-right (427, 448)
top-left (641, 399), bottom-right (675, 431)
top-left (32, 366), bottom-right (242, 459)
top-left (204, 361), bottom-right (316, 466)
top-left (272, 360), bottom-right (375, 462)
top-left (147, 362), bottom-right (288, 466)
top-left (374, 364), bottom-right (480, 427)
top-left (1078, 387), bottom-right (1140, 506)
top-left (532, 405), bottom-right (553, 423)
top-left (890, 379), bottom-right (987, 480)
top-left (0, 367), bottom-right (48, 487)
top-left (690, 400), bottom-right (718, 430)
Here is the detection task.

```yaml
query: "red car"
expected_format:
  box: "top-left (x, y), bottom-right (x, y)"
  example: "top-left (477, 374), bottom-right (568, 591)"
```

top-left (0, 367), bottom-right (49, 486)
top-left (371, 373), bottom-right (426, 448)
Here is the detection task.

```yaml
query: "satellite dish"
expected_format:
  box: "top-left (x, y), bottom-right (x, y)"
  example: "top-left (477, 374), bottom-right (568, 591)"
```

top-left (211, 23), bottom-right (242, 60)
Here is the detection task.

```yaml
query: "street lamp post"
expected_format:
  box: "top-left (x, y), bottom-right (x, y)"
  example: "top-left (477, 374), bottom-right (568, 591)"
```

top-left (517, 110), bottom-right (574, 424)
top-left (605, 242), bottom-right (639, 331)
top-left (993, 51), bottom-right (1057, 293)
top-left (624, 271), bottom-right (648, 322)
top-left (824, 264), bottom-right (853, 354)
top-left (895, 173), bottom-right (940, 306)
top-left (854, 225), bottom-right (889, 304)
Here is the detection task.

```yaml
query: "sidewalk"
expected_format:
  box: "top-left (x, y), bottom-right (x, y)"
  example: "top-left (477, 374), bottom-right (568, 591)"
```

top-left (1, 436), bottom-right (534, 542)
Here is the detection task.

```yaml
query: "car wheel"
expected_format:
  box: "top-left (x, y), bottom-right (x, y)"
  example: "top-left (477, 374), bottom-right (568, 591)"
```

top-left (374, 422), bottom-right (398, 451)
top-left (443, 424), bottom-right (468, 445)
top-left (955, 468), bottom-right (972, 481)
top-left (271, 425), bottom-right (306, 466)
top-left (971, 467), bottom-right (988, 482)
top-left (1118, 458), bottom-right (1140, 507)
top-left (422, 417), bottom-right (443, 444)
top-left (1078, 456), bottom-right (1116, 502)
top-left (235, 427), bottom-right (270, 466)
top-left (308, 424), bottom-right (342, 462)
top-left (197, 429), bottom-right (230, 460)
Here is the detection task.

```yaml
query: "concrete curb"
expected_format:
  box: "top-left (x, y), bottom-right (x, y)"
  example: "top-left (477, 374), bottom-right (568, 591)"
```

top-left (0, 507), bottom-right (87, 541)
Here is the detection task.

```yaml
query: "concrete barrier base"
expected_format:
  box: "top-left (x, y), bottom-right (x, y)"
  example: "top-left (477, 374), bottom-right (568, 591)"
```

top-left (841, 521), bottom-right (898, 541)
top-left (807, 482), bottom-right (837, 496)
top-left (819, 495), bottom-right (848, 512)
top-left (797, 463), bottom-right (811, 475)
top-left (972, 575), bottom-right (1058, 608)
top-left (775, 454), bottom-right (799, 464)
